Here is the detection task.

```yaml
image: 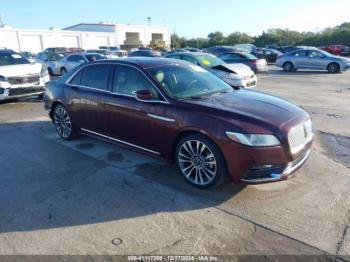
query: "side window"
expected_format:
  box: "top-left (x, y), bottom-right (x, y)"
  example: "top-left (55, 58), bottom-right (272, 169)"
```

top-left (265, 50), bottom-right (272, 55)
top-left (218, 53), bottom-right (231, 60)
top-left (167, 54), bottom-right (181, 59)
top-left (67, 55), bottom-right (85, 63)
top-left (308, 51), bottom-right (324, 58)
top-left (182, 55), bottom-right (197, 64)
top-left (112, 65), bottom-right (159, 99)
top-left (40, 53), bottom-right (48, 61)
top-left (80, 64), bottom-right (111, 91)
top-left (69, 70), bottom-right (83, 86)
top-left (293, 51), bottom-right (307, 57)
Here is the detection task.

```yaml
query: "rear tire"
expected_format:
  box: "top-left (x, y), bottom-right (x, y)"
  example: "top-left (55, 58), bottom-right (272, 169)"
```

top-left (283, 62), bottom-right (294, 72)
top-left (175, 134), bottom-right (228, 189)
top-left (327, 63), bottom-right (340, 73)
top-left (53, 104), bottom-right (78, 140)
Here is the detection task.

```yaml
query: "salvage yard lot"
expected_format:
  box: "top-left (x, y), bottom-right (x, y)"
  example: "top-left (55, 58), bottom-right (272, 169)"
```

top-left (0, 66), bottom-right (349, 256)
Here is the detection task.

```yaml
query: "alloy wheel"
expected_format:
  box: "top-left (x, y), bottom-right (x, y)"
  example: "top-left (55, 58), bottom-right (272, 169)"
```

top-left (178, 140), bottom-right (217, 186)
top-left (54, 106), bottom-right (72, 139)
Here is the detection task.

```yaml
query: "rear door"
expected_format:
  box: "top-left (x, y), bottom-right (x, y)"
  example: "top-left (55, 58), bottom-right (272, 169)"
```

top-left (65, 64), bottom-right (113, 132)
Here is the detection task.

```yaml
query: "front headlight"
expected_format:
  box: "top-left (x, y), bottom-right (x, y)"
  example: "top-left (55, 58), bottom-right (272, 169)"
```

top-left (225, 132), bottom-right (281, 147)
top-left (41, 65), bottom-right (49, 76)
top-left (0, 75), bottom-right (8, 82)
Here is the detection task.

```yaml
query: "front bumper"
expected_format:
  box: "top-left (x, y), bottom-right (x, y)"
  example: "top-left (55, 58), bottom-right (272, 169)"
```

top-left (343, 63), bottom-right (350, 70)
top-left (0, 74), bottom-right (50, 100)
top-left (241, 149), bottom-right (310, 184)
top-left (0, 86), bottom-right (46, 100)
top-left (224, 75), bottom-right (257, 89)
top-left (256, 65), bottom-right (269, 73)
top-left (219, 136), bottom-right (312, 185)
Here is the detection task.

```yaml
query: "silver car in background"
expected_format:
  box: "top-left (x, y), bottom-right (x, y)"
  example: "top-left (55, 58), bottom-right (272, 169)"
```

top-left (58, 53), bottom-right (105, 75)
top-left (36, 52), bottom-right (66, 75)
top-left (86, 49), bottom-right (120, 59)
top-left (276, 49), bottom-right (350, 73)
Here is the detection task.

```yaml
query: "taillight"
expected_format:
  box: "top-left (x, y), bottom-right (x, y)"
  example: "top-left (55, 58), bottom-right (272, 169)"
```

top-left (250, 60), bottom-right (257, 64)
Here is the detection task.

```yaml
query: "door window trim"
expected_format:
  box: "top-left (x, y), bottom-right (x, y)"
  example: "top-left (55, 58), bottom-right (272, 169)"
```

top-left (66, 62), bottom-right (170, 104)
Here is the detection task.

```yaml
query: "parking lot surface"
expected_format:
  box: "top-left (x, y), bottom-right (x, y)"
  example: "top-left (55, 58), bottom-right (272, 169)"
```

top-left (0, 66), bottom-right (349, 256)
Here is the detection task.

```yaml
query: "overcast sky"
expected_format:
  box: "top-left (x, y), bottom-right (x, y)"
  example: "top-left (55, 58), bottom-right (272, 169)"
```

top-left (1, 0), bottom-right (350, 37)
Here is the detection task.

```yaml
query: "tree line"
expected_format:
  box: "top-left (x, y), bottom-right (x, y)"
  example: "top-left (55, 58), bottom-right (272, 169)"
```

top-left (171, 22), bottom-right (350, 49)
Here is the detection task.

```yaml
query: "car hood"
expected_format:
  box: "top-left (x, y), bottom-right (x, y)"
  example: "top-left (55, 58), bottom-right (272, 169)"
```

top-left (210, 63), bottom-right (253, 76)
top-left (0, 63), bottom-right (42, 77)
top-left (186, 89), bottom-right (307, 129)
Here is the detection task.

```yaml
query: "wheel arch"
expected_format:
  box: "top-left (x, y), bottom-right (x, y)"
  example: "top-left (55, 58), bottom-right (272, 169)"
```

top-left (170, 128), bottom-right (228, 174)
top-left (49, 100), bottom-right (64, 119)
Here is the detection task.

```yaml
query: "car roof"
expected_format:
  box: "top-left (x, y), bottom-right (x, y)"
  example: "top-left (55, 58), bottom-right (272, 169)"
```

top-left (0, 49), bottom-right (15, 54)
top-left (90, 57), bottom-right (190, 69)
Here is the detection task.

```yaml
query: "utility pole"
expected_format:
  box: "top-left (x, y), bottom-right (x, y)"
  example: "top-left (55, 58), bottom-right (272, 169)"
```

top-left (147, 17), bottom-right (151, 26)
top-left (0, 15), bottom-right (4, 27)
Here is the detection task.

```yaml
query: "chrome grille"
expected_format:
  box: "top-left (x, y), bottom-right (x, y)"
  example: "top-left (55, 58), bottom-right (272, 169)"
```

top-left (8, 75), bottom-right (40, 85)
top-left (288, 119), bottom-right (313, 154)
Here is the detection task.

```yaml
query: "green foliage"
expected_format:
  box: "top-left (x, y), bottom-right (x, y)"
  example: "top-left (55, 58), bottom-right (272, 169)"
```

top-left (171, 22), bottom-right (350, 49)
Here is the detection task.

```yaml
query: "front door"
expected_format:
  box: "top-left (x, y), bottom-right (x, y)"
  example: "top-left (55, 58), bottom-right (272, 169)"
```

top-left (103, 64), bottom-right (178, 155)
top-left (305, 50), bottom-right (328, 69)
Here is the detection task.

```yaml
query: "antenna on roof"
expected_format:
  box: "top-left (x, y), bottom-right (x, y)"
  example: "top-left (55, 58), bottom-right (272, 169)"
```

top-left (147, 17), bottom-right (151, 26)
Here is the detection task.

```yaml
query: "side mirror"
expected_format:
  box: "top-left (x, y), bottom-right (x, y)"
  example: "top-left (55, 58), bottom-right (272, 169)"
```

top-left (135, 90), bottom-right (154, 101)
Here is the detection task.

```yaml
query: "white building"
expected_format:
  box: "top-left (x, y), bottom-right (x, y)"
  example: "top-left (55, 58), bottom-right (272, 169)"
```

top-left (0, 22), bottom-right (171, 53)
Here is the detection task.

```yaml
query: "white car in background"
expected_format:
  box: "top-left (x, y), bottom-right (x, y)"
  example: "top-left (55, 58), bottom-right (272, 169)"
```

top-left (99, 46), bottom-right (128, 57)
top-left (0, 49), bottom-right (50, 101)
top-left (86, 49), bottom-right (120, 59)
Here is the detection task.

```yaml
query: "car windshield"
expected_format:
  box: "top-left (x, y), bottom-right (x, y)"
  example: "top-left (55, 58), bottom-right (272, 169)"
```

top-left (196, 54), bottom-right (225, 68)
top-left (147, 64), bottom-right (232, 99)
top-left (85, 54), bottom-right (105, 62)
top-left (0, 53), bottom-right (30, 66)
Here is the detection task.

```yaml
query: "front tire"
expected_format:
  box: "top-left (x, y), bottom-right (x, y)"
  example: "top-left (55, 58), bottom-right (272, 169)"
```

top-left (175, 134), bottom-right (227, 188)
top-left (53, 104), bottom-right (78, 140)
top-left (283, 62), bottom-right (294, 72)
top-left (327, 63), bottom-right (340, 73)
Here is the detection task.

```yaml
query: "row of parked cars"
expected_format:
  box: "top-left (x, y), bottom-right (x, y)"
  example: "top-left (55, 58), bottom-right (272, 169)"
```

top-left (2, 42), bottom-right (350, 102)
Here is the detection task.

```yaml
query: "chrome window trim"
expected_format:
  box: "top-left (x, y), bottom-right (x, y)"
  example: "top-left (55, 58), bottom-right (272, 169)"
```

top-left (65, 62), bottom-right (170, 104)
top-left (147, 113), bottom-right (176, 123)
top-left (81, 128), bottom-right (161, 155)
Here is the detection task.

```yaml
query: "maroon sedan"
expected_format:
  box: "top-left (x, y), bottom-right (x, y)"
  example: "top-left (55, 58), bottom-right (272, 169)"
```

top-left (44, 58), bottom-right (313, 188)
